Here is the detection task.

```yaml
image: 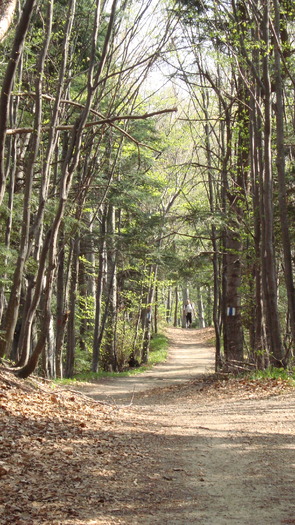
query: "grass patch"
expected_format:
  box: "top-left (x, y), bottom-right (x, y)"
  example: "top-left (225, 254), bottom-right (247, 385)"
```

top-left (55, 332), bottom-right (169, 384)
top-left (248, 366), bottom-right (295, 384)
top-left (148, 332), bottom-right (169, 365)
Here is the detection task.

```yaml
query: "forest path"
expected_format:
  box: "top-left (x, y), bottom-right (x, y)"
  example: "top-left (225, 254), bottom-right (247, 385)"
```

top-left (75, 326), bottom-right (215, 404)
top-left (72, 327), bottom-right (295, 524)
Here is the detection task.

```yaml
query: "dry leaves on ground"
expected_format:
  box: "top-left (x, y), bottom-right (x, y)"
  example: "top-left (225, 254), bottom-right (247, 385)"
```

top-left (0, 365), bottom-right (294, 525)
top-left (0, 369), bottom-right (150, 525)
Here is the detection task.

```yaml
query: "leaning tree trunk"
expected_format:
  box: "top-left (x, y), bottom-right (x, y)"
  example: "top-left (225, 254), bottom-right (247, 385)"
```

top-left (0, 3), bottom-right (52, 359)
top-left (0, 0), bottom-right (37, 205)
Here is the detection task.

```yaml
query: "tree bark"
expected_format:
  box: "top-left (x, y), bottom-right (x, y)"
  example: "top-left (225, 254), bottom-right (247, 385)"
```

top-left (273, 0), bottom-right (295, 359)
top-left (92, 208), bottom-right (107, 372)
top-left (261, 0), bottom-right (284, 365)
top-left (64, 238), bottom-right (80, 378)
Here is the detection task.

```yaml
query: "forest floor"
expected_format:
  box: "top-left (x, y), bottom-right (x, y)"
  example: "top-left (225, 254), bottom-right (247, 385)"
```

top-left (1, 327), bottom-right (295, 524)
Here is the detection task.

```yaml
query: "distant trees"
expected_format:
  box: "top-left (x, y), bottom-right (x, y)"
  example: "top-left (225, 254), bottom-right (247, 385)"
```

top-left (173, 0), bottom-right (295, 369)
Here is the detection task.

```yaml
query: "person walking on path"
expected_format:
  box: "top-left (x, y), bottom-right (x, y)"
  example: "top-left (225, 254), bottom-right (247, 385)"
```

top-left (184, 299), bottom-right (195, 328)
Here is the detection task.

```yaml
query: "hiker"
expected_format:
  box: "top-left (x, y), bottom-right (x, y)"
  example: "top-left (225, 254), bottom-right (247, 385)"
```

top-left (184, 299), bottom-right (194, 328)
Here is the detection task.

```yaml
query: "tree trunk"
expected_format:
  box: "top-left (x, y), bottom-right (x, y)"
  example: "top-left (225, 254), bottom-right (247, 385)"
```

top-left (261, 0), bottom-right (284, 365)
top-left (92, 208), bottom-right (107, 372)
top-left (103, 204), bottom-right (118, 372)
top-left (0, 0), bottom-right (37, 205)
top-left (0, 5), bottom-right (52, 358)
top-left (55, 231), bottom-right (67, 378)
top-left (202, 87), bottom-right (221, 368)
top-left (173, 286), bottom-right (179, 327)
top-left (166, 286), bottom-right (172, 324)
top-left (196, 285), bottom-right (206, 328)
top-left (142, 266), bottom-right (157, 363)
top-left (64, 238), bottom-right (80, 378)
top-left (273, 0), bottom-right (295, 360)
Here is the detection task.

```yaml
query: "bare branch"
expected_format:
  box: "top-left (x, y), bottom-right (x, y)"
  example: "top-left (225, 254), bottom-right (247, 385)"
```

top-left (6, 106), bottom-right (178, 155)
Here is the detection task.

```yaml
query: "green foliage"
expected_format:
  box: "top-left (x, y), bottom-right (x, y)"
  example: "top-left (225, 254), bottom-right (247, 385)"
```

top-left (149, 333), bottom-right (169, 365)
top-left (55, 331), bottom-right (169, 383)
top-left (248, 367), bottom-right (295, 384)
top-left (172, 0), bottom-right (208, 25)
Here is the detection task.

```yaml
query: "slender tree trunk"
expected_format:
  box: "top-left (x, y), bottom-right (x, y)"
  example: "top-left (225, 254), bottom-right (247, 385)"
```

top-left (196, 285), bottom-right (206, 328)
top-left (64, 238), bottom-right (80, 378)
top-left (55, 232), bottom-right (67, 378)
top-left (173, 285), bottom-right (179, 327)
top-left (0, 0), bottom-right (37, 205)
top-left (142, 266), bottom-right (157, 363)
top-left (166, 286), bottom-right (172, 324)
top-left (250, 100), bottom-right (265, 365)
top-left (261, 0), bottom-right (284, 364)
top-left (104, 204), bottom-right (118, 372)
top-left (154, 284), bottom-right (158, 334)
top-left (0, 4), bottom-right (52, 358)
top-left (182, 285), bottom-right (189, 328)
top-left (202, 87), bottom-right (221, 368)
top-left (92, 209), bottom-right (107, 372)
top-left (273, 0), bottom-right (295, 359)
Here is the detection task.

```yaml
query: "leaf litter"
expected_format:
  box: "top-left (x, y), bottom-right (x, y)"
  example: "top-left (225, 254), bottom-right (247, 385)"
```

top-left (1, 332), bottom-right (295, 525)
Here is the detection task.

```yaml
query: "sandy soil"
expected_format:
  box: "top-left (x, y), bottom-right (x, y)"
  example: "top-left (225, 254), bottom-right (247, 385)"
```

top-left (69, 327), bottom-right (295, 524)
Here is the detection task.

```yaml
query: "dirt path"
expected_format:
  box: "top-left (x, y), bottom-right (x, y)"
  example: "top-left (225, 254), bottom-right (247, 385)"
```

top-left (75, 327), bottom-right (215, 404)
top-left (73, 327), bottom-right (295, 524)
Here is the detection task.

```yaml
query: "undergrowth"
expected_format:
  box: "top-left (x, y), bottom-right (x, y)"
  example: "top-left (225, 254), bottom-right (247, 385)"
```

top-left (56, 332), bottom-right (169, 384)
top-left (247, 367), bottom-right (295, 384)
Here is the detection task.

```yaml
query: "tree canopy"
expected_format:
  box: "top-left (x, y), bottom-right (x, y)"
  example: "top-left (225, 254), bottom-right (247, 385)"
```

top-left (0, 0), bottom-right (294, 378)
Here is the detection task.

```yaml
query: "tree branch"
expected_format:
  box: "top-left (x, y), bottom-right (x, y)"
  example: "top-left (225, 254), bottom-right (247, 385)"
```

top-left (6, 107), bottom-right (177, 153)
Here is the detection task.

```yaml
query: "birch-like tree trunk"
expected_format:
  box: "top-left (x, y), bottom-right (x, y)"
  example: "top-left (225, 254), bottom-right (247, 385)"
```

top-left (103, 204), bottom-right (118, 371)
top-left (0, 0), bottom-right (17, 43)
